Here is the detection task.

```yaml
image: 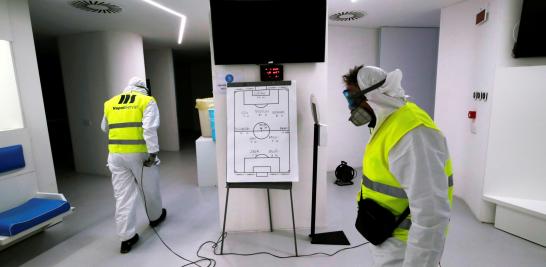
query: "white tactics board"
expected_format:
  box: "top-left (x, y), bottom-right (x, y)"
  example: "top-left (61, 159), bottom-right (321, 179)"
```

top-left (227, 81), bottom-right (298, 183)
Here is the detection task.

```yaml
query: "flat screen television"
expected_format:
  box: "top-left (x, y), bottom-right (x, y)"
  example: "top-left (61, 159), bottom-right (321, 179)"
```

top-left (209, 0), bottom-right (326, 65)
top-left (513, 0), bottom-right (546, 58)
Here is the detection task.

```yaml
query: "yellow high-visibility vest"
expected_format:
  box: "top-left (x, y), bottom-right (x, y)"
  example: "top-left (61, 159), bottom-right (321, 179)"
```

top-left (357, 102), bottom-right (454, 242)
top-left (104, 92), bottom-right (155, 153)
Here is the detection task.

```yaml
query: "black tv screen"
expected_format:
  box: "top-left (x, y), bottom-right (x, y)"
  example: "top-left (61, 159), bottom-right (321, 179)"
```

top-left (210, 0), bottom-right (326, 65)
top-left (513, 0), bottom-right (546, 58)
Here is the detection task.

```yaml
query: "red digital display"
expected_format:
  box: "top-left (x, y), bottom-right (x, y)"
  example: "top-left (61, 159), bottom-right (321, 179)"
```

top-left (260, 64), bottom-right (283, 81)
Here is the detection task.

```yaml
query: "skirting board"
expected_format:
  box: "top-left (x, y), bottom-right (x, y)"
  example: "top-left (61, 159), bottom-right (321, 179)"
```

top-left (494, 205), bottom-right (546, 247)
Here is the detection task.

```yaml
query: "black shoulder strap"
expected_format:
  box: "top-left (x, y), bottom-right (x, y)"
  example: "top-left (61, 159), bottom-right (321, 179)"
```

top-left (394, 206), bottom-right (410, 227)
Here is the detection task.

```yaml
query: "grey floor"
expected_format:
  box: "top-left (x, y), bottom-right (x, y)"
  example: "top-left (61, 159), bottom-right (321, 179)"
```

top-left (1, 144), bottom-right (545, 267)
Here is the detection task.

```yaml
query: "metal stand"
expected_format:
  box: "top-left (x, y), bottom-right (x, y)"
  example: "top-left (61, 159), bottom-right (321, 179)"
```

top-left (309, 123), bottom-right (350, 245)
top-left (220, 182), bottom-right (298, 256)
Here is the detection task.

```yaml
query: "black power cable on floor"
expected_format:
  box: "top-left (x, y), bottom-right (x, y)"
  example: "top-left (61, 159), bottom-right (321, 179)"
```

top-left (136, 165), bottom-right (371, 267)
top-left (135, 165), bottom-right (216, 267)
top-left (182, 232), bottom-right (370, 267)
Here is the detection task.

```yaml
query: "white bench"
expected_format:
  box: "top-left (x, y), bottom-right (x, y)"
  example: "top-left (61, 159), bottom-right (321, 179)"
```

top-left (483, 195), bottom-right (546, 246)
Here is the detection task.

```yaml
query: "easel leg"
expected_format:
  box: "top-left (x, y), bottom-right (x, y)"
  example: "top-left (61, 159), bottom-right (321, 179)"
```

top-left (267, 189), bottom-right (273, 232)
top-left (221, 187), bottom-right (230, 255)
top-left (289, 188), bottom-right (298, 256)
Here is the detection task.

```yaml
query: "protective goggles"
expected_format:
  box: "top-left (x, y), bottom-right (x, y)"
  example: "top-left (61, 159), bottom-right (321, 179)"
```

top-left (342, 79), bottom-right (387, 109)
top-left (343, 89), bottom-right (365, 110)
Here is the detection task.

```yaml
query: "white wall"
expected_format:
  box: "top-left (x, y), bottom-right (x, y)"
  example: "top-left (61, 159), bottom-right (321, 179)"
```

top-left (435, 0), bottom-right (546, 222)
top-left (380, 27), bottom-right (439, 117)
top-left (58, 32), bottom-right (146, 176)
top-left (327, 26), bottom-right (379, 171)
top-left (144, 49), bottom-right (179, 151)
top-left (0, 0), bottom-right (57, 210)
top-left (436, 0), bottom-right (501, 223)
top-left (0, 41), bottom-right (24, 131)
top-left (484, 66), bottom-right (546, 201)
top-left (0, 0), bottom-right (9, 38)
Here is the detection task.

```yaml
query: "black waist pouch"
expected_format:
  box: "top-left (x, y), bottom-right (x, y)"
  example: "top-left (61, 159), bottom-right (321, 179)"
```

top-left (355, 198), bottom-right (409, 245)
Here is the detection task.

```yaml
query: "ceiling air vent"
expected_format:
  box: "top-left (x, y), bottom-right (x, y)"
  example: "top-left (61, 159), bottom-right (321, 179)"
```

top-left (329, 11), bottom-right (366, 22)
top-left (70, 1), bottom-right (122, 14)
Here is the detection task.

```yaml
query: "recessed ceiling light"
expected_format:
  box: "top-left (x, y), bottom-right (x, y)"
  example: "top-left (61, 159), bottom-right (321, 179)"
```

top-left (70, 1), bottom-right (122, 14)
top-left (329, 11), bottom-right (367, 22)
top-left (87, 4), bottom-right (109, 11)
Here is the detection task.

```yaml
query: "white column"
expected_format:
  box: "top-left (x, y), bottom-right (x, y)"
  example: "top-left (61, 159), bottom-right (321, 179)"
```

top-left (144, 49), bottom-right (180, 151)
top-left (58, 32), bottom-right (146, 175)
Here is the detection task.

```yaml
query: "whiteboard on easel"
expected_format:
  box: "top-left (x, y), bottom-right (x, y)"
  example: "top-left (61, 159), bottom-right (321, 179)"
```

top-left (227, 81), bottom-right (298, 183)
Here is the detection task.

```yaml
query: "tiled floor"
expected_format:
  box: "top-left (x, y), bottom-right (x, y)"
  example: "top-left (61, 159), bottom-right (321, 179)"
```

top-left (1, 145), bottom-right (545, 266)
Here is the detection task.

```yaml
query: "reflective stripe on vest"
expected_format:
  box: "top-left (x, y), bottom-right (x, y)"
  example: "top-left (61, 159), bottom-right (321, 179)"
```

top-left (104, 93), bottom-right (155, 153)
top-left (359, 102), bottom-right (454, 242)
top-left (362, 174), bottom-right (408, 199)
top-left (109, 122), bottom-right (143, 129)
top-left (108, 140), bottom-right (146, 145)
top-left (363, 174), bottom-right (454, 198)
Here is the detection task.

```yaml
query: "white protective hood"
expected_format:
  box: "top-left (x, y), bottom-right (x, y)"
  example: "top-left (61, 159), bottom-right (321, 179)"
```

top-left (123, 77), bottom-right (149, 95)
top-left (357, 67), bottom-right (407, 132)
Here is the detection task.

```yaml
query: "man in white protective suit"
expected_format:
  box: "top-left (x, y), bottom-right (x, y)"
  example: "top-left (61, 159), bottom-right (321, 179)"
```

top-left (101, 77), bottom-right (167, 253)
top-left (342, 66), bottom-right (453, 267)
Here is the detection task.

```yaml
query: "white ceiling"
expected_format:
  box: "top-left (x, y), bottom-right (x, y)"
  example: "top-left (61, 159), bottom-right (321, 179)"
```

top-left (29, 0), bottom-right (211, 51)
top-left (29, 0), bottom-right (465, 52)
top-left (328, 0), bottom-right (465, 28)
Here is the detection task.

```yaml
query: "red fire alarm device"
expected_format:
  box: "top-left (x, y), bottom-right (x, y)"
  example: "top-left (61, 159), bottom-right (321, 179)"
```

top-left (476, 9), bottom-right (488, 25)
top-left (468, 111), bottom-right (477, 119)
top-left (260, 64), bottom-right (283, 81)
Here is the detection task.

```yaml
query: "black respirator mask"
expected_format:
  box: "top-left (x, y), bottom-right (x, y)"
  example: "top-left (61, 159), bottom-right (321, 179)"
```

top-left (343, 79), bottom-right (385, 127)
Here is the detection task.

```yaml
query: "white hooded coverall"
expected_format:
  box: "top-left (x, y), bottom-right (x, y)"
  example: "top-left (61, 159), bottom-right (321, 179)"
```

top-left (101, 78), bottom-right (164, 242)
top-left (357, 67), bottom-right (451, 267)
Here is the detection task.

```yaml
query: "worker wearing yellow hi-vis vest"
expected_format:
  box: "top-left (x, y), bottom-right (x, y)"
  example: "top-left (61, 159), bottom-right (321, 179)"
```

top-left (101, 77), bottom-right (166, 254)
top-left (342, 66), bottom-right (453, 267)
